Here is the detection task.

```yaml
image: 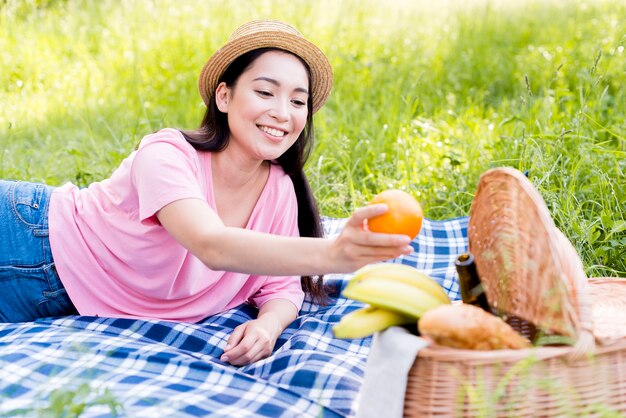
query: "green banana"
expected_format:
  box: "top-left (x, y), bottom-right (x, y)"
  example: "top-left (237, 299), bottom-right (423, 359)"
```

top-left (333, 306), bottom-right (414, 339)
top-left (342, 277), bottom-right (447, 318)
top-left (348, 263), bottom-right (451, 304)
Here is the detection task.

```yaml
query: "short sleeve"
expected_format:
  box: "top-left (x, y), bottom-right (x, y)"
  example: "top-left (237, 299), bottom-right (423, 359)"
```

top-left (248, 276), bottom-right (305, 311)
top-left (131, 135), bottom-right (205, 222)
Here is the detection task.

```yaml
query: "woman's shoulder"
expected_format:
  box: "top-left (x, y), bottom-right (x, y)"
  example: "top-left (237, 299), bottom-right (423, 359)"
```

top-left (132, 129), bottom-right (203, 175)
top-left (267, 163), bottom-right (296, 199)
top-left (268, 162), bottom-right (288, 183)
top-left (137, 128), bottom-right (194, 152)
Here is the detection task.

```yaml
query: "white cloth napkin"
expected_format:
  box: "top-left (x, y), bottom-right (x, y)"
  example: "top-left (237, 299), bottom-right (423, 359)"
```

top-left (356, 326), bottom-right (430, 418)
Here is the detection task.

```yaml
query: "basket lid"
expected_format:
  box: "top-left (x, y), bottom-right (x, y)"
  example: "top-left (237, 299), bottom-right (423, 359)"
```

top-left (468, 167), bottom-right (590, 339)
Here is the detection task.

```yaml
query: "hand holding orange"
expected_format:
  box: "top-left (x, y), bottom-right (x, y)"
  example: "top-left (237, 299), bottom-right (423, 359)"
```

top-left (367, 189), bottom-right (423, 239)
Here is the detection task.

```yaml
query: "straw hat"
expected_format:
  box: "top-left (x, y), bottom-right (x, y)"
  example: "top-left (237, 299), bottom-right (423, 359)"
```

top-left (198, 20), bottom-right (333, 114)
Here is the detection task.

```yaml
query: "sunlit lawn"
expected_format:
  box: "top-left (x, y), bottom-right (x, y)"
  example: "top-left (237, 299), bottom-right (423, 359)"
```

top-left (1, 0), bottom-right (625, 277)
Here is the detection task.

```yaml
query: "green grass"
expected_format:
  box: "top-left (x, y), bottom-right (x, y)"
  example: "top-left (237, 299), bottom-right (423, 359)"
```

top-left (1, 0), bottom-right (625, 280)
top-left (4, 383), bottom-right (123, 417)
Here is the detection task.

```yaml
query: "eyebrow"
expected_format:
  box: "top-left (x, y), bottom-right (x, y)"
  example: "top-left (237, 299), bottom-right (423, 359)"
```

top-left (253, 77), bottom-right (309, 95)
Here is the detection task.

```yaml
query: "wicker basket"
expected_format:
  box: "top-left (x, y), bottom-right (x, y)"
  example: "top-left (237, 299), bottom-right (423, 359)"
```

top-left (404, 167), bottom-right (626, 417)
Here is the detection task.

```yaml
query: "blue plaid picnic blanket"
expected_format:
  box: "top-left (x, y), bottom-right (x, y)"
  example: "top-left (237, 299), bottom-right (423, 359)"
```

top-left (0, 216), bottom-right (468, 417)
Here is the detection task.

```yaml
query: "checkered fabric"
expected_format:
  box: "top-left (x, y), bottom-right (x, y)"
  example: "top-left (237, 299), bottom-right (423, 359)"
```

top-left (0, 216), bottom-right (468, 417)
top-left (322, 216), bottom-right (468, 301)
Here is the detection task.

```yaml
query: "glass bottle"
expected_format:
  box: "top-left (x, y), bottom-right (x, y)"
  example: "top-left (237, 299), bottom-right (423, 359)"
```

top-left (455, 252), bottom-right (492, 313)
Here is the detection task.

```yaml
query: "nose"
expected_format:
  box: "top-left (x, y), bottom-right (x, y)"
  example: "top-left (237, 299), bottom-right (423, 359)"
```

top-left (269, 98), bottom-right (290, 122)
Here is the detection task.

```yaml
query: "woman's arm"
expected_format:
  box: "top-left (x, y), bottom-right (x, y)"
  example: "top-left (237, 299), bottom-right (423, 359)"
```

top-left (220, 298), bottom-right (298, 365)
top-left (156, 198), bottom-right (412, 276)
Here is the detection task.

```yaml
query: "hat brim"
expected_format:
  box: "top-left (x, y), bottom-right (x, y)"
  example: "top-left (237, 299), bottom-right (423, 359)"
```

top-left (199, 31), bottom-right (333, 114)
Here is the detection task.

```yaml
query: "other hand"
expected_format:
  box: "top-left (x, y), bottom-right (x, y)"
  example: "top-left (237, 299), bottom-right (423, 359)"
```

top-left (329, 204), bottom-right (413, 272)
top-left (220, 316), bottom-right (282, 366)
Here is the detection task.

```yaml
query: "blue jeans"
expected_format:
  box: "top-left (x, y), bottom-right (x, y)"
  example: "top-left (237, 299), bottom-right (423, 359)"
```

top-left (0, 180), bottom-right (77, 322)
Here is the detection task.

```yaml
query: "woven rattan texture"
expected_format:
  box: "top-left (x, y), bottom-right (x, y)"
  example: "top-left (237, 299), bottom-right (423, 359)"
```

top-left (467, 168), bottom-right (583, 337)
top-left (405, 336), bottom-right (626, 416)
top-left (403, 168), bottom-right (626, 417)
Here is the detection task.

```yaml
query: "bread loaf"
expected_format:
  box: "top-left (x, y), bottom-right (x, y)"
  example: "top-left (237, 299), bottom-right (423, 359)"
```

top-left (418, 304), bottom-right (531, 350)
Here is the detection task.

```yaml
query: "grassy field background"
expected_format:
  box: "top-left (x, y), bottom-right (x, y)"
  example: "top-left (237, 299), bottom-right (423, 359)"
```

top-left (1, 0), bottom-right (625, 278)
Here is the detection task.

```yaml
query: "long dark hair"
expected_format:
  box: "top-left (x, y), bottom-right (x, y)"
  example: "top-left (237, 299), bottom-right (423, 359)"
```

top-left (180, 48), bottom-right (327, 304)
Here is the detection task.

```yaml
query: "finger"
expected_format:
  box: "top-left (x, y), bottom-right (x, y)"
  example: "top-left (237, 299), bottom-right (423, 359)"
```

top-left (345, 204), bottom-right (388, 228)
top-left (226, 324), bottom-right (246, 349)
top-left (347, 242), bottom-right (412, 259)
top-left (356, 230), bottom-right (412, 247)
top-left (246, 344), bottom-right (271, 364)
top-left (228, 343), bottom-right (267, 366)
top-left (225, 340), bottom-right (265, 366)
top-left (223, 334), bottom-right (257, 363)
top-left (221, 325), bottom-right (246, 361)
top-left (355, 244), bottom-right (414, 260)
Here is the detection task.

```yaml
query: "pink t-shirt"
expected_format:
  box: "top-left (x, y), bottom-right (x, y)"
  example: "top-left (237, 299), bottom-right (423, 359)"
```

top-left (49, 128), bottom-right (304, 323)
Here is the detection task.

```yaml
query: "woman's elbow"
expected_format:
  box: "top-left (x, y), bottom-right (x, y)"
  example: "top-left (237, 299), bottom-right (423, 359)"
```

top-left (192, 228), bottom-right (232, 271)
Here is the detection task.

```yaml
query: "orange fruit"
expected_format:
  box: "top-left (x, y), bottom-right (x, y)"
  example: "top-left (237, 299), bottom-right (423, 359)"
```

top-left (367, 189), bottom-right (423, 239)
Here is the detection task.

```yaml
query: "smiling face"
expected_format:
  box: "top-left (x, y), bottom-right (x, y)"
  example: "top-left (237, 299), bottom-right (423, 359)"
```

top-left (215, 50), bottom-right (310, 165)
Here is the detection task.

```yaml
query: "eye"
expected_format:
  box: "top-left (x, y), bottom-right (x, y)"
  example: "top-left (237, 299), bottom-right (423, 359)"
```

top-left (256, 90), bottom-right (273, 97)
top-left (291, 98), bottom-right (306, 107)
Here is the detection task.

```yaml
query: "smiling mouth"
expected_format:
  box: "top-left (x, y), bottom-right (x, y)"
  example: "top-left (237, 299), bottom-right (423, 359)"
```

top-left (258, 125), bottom-right (287, 138)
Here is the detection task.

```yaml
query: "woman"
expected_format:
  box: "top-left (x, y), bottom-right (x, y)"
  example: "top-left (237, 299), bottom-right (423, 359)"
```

top-left (0, 20), bottom-right (412, 365)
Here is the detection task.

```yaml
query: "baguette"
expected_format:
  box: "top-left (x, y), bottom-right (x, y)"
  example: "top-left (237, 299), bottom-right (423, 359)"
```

top-left (418, 304), bottom-right (531, 350)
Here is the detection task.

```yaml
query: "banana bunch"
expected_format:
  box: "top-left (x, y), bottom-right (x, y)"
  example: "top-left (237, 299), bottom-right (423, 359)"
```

top-left (333, 306), bottom-right (415, 339)
top-left (333, 263), bottom-right (451, 339)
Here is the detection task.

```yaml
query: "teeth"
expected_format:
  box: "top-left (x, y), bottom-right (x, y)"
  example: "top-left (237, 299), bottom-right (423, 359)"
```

top-left (259, 125), bottom-right (286, 137)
